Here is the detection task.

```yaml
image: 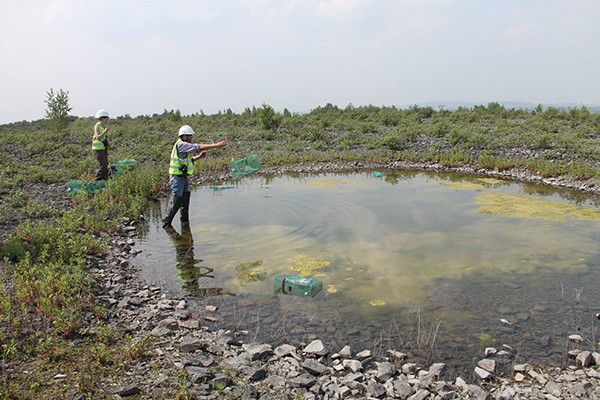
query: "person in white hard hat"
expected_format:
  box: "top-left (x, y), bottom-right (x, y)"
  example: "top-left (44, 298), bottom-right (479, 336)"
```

top-left (162, 125), bottom-right (227, 228)
top-left (92, 109), bottom-right (110, 182)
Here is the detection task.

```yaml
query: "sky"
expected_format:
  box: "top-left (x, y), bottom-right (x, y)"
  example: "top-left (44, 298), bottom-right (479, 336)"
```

top-left (1, 0), bottom-right (599, 123)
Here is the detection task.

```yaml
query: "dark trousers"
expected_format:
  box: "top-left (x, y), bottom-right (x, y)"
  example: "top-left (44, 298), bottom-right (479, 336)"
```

top-left (94, 149), bottom-right (109, 181)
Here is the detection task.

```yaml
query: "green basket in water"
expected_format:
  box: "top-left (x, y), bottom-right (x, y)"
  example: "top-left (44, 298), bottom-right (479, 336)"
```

top-left (229, 154), bottom-right (262, 180)
top-left (273, 274), bottom-right (323, 297)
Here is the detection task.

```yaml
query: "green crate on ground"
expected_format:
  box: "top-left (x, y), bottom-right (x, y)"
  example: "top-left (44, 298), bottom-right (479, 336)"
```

top-left (66, 179), bottom-right (108, 195)
top-left (111, 159), bottom-right (137, 175)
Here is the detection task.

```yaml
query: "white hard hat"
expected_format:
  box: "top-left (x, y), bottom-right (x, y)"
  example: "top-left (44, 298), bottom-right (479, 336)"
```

top-left (178, 125), bottom-right (195, 136)
top-left (95, 109), bottom-right (109, 119)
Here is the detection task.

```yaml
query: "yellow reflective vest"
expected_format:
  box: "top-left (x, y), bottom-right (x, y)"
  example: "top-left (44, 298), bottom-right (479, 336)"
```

top-left (92, 122), bottom-right (107, 150)
top-left (169, 139), bottom-right (194, 176)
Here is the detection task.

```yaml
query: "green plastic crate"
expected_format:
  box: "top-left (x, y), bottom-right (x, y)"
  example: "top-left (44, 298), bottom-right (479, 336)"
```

top-left (66, 179), bottom-right (108, 195)
top-left (274, 275), bottom-right (323, 297)
top-left (111, 159), bottom-right (137, 175)
top-left (229, 154), bottom-right (262, 180)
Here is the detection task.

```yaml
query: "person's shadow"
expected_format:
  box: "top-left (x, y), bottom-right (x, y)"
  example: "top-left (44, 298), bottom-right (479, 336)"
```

top-left (164, 224), bottom-right (234, 297)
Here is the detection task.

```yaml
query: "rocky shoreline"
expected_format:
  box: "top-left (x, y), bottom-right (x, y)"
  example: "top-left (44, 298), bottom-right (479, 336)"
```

top-left (88, 162), bottom-right (600, 399)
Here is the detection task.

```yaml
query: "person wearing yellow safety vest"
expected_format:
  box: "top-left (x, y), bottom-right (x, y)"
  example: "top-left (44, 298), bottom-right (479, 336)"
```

top-left (162, 125), bottom-right (227, 228)
top-left (92, 109), bottom-right (110, 182)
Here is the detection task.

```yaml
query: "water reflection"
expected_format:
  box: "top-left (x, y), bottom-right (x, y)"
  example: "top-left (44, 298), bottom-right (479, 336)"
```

top-left (163, 223), bottom-right (235, 297)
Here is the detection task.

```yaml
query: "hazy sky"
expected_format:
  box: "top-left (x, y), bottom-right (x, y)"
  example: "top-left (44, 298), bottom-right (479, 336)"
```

top-left (1, 0), bottom-right (598, 123)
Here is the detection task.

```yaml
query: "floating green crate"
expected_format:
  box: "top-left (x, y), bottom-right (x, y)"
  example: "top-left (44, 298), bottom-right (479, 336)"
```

top-left (211, 185), bottom-right (236, 190)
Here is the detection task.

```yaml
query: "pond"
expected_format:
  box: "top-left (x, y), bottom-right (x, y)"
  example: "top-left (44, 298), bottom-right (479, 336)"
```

top-left (132, 170), bottom-right (600, 378)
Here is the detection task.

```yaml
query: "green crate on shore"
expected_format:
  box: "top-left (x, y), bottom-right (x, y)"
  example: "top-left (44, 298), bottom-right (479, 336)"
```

top-left (111, 159), bottom-right (137, 175)
top-left (66, 180), bottom-right (108, 195)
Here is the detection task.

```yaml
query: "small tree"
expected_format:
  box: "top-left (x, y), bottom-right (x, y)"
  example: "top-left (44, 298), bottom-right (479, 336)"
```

top-left (45, 88), bottom-right (72, 134)
top-left (259, 103), bottom-right (282, 132)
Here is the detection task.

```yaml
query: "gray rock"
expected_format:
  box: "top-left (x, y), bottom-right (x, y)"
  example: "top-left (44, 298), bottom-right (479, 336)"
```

top-left (394, 380), bottom-right (415, 398)
top-left (339, 345), bottom-right (352, 358)
top-left (302, 358), bottom-right (328, 375)
top-left (365, 379), bottom-right (387, 397)
top-left (242, 342), bottom-right (273, 360)
top-left (544, 380), bottom-right (562, 397)
top-left (375, 361), bottom-right (396, 382)
top-left (569, 334), bottom-right (584, 342)
top-left (241, 366), bottom-right (267, 382)
top-left (474, 366), bottom-right (493, 380)
top-left (337, 385), bottom-right (352, 398)
top-left (342, 359), bottom-right (362, 372)
top-left (340, 372), bottom-right (364, 386)
top-left (262, 374), bottom-right (286, 390)
top-left (513, 363), bottom-right (531, 373)
top-left (288, 373), bottom-right (317, 388)
top-left (484, 347), bottom-right (497, 357)
top-left (408, 388), bottom-right (431, 400)
top-left (183, 354), bottom-right (214, 367)
top-left (216, 334), bottom-right (239, 346)
top-left (387, 350), bottom-right (407, 362)
top-left (185, 366), bottom-right (212, 383)
top-left (569, 381), bottom-right (592, 397)
top-left (437, 386), bottom-right (459, 400)
top-left (220, 354), bottom-right (250, 371)
top-left (156, 317), bottom-right (178, 330)
top-left (428, 362), bottom-right (446, 378)
top-left (477, 358), bottom-right (496, 373)
top-left (576, 350), bottom-right (593, 367)
top-left (180, 319), bottom-right (200, 329)
top-left (179, 336), bottom-right (205, 353)
top-left (107, 385), bottom-right (141, 397)
top-left (402, 362), bottom-right (417, 374)
top-left (210, 374), bottom-right (233, 390)
top-left (496, 387), bottom-right (517, 400)
top-left (356, 349), bottom-right (372, 360)
top-left (274, 344), bottom-right (297, 358)
top-left (466, 384), bottom-right (491, 400)
top-left (303, 340), bottom-right (326, 355)
top-left (149, 326), bottom-right (172, 337)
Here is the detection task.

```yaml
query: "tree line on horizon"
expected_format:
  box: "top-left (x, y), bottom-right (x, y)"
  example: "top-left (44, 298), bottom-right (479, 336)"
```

top-left (2, 86), bottom-right (599, 129)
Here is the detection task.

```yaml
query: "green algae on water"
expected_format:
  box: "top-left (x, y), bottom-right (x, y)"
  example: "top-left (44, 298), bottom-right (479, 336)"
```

top-left (477, 178), bottom-right (505, 186)
top-left (476, 193), bottom-right (600, 222)
top-left (305, 179), bottom-right (354, 188)
top-left (474, 333), bottom-right (496, 347)
top-left (289, 255), bottom-right (330, 277)
top-left (442, 181), bottom-right (486, 191)
top-left (236, 260), bottom-right (267, 287)
top-left (442, 177), bottom-right (506, 191)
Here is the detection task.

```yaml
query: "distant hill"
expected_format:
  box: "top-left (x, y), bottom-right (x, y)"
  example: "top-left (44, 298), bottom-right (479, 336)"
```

top-left (401, 101), bottom-right (600, 113)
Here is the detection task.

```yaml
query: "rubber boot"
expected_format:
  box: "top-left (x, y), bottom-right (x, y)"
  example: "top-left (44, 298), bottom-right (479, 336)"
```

top-left (180, 192), bottom-right (191, 223)
top-left (162, 195), bottom-right (184, 228)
